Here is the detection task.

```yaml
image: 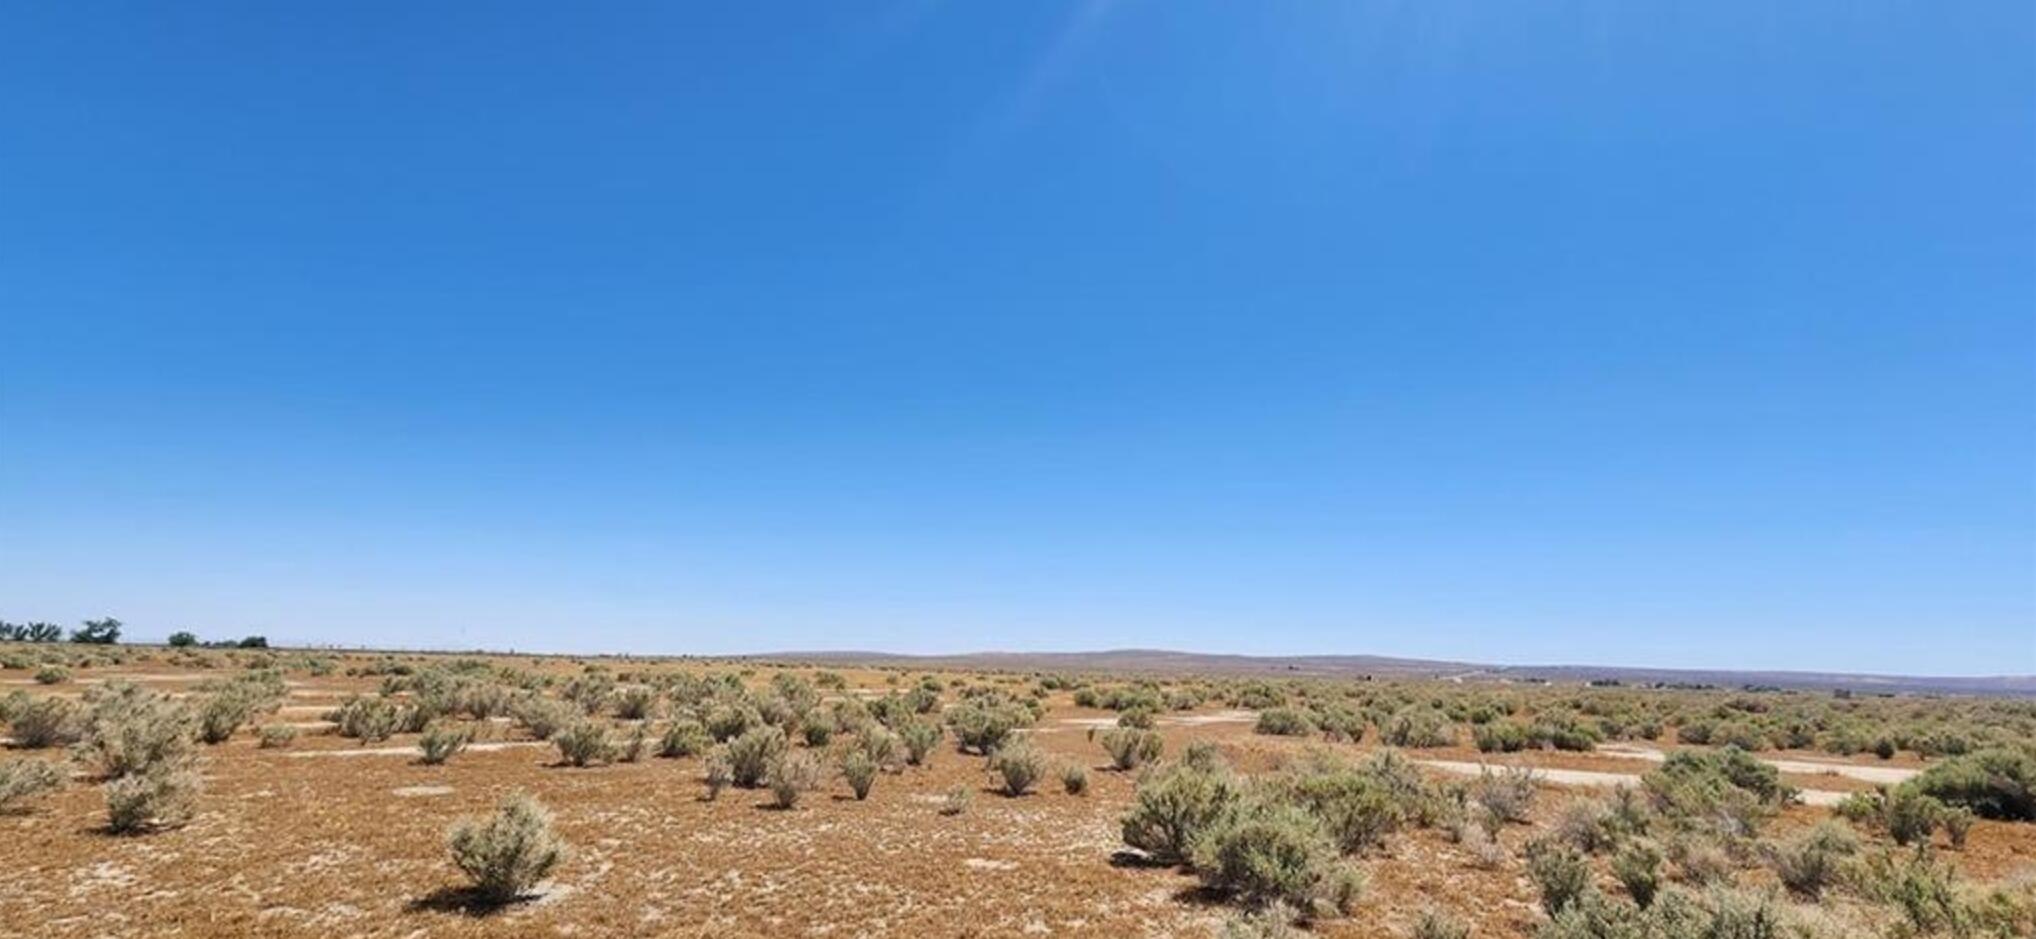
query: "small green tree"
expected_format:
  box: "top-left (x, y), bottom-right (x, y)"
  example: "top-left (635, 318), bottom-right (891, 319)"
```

top-left (71, 617), bottom-right (122, 645)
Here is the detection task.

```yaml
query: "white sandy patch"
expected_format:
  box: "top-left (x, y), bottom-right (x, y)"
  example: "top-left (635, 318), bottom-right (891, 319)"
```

top-left (391, 785), bottom-right (455, 798)
top-left (1414, 758), bottom-right (1851, 807)
top-left (1596, 744), bottom-right (1919, 785)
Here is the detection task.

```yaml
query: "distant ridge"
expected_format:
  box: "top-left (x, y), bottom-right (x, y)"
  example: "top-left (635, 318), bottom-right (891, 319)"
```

top-left (747, 647), bottom-right (2036, 697)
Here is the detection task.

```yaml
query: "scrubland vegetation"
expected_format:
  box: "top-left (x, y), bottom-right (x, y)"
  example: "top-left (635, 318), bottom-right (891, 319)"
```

top-left (1, 634), bottom-right (2033, 937)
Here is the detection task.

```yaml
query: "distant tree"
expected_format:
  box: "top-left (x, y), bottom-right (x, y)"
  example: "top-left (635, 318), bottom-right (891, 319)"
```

top-left (167, 632), bottom-right (198, 648)
top-left (0, 622), bottom-right (19, 642)
top-left (236, 636), bottom-right (268, 649)
top-left (69, 617), bottom-right (122, 645)
top-left (25, 622), bottom-right (64, 643)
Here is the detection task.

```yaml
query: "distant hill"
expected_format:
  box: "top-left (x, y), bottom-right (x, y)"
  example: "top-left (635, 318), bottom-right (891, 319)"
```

top-left (749, 647), bottom-right (2036, 697)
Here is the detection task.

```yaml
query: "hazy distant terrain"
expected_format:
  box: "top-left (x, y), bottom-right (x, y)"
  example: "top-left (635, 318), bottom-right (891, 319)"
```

top-left (755, 647), bottom-right (2036, 696)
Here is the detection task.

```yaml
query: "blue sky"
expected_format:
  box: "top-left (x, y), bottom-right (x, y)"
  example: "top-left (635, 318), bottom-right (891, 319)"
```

top-left (2, 2), bottom-right (2031, 674)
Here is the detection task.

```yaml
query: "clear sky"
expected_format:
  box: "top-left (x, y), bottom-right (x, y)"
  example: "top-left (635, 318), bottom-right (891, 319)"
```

top-left (2, 3), bottom-right (2031, 675)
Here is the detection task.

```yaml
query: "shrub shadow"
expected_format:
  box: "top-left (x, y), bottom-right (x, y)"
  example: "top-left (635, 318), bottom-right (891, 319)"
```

top-left (407, 885), bottom-right (535, 917)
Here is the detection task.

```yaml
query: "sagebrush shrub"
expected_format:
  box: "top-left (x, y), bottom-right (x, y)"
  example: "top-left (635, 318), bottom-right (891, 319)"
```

top-left (1379, 706), bottom-right (1455, 748)
top-left (705, 704), bottom-right (757, 742)
top-left (1473, 766), bottom-right (1538, 827)
top-left (1272, 756), bottom-right (1407, 855)
top-left (989, 739), bottom-right (1047, 796)
top-left (947, 698), bottom-right (1030, 754)
top-left (553, 721), bottom-right (617, 767)
top-left (856, 726), bottom-right (901, 770)
top-left (33, 665), bottom-right (69, 685)
top-left (1767, 821), bottom-right (1856, 899)
top-left (899, 720), bottom-right (942, 766)
top-left (841, 750), bottom-right (878, 800)
top-left (77, 682), bottom-right (196, 778)
top-left (257, 724), bottom-right (297, 749)
top-left (1122, 758), bottom-right (1245, 863)
top-left (1411, 910), bottom-right (1469, 939)
top-left (657, 719), bottom-right (710, 758)
top-left (612, 685), bottom-right (659, 721)
top-left (940, 785), bottom-right (972, 816)
top-left (1884, 787), bottom-right (1945, 846)
top-left (1255, 708), bottom-right (1315, 737)
top-left (728, 726), bottom-right (788, 787)
top-left (702, 749), bottom-right (732, 800)
top-left (8, 696), bottom-right (81, 749)
top-left (196, 692), bottom-right (256, 745)
top-left (1554, 799), bottom-right (1616, 854)
top-left (768, 750), bottom-right (826, 808)
top-left (418, 723), bottom-right (473, 765)
top-left (1101, 727), bottom-right (1164, 771)
top-left (1610, 840), bottom-right (1663, 907)
top-left (511, 696), bottom-right (576, 741)
top-left (1525, 837), bottom-right (1592, 915)
top-left (448, 793), bottom-right (564, 903)
top-left (0, 758), bottom-right (66, 812)
top-left (334, 695), bottom-right (402, 743)
top-left (1061, 763), bottom-right (1089, 795)
top-left (1905, 747), bottom-right (2035, 821)
top-left (1191, 798), bottom-right (1356, 916)
top-left (105, 766), bottom-right (201, 834)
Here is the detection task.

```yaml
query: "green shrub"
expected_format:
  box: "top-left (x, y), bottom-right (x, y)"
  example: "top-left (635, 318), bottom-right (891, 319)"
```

top-left (418, 723), bottom-right (473, 765)
top-left (657, 719), bottom-right (709, 758)
top-left (1061, 763), bottom-right (1089, 795)
top-left (1272, 757), bottom-right (1406, 855)
top-left (1410, 910), bottom-right (1469, 939)
top-left (801, 713), bottom-right (837, 747)
top-left (856, 726), bottom-right (901, 770)
top-left (767, 750), bottom-right (826, 808)
top-left (1122, 758), bottom-right (1245, 863)
top-left (1610, 840), bottom-right (1662, 907)
top-left (511, 696), bottom-right (576, 741)
top-left (727, 726), bottom-right (788, 787)
top-left (1553, 799), bottom-right (1616, 854)
top-left (196, 692), bottom-right (256, 745)
top-left (552, 721), bottom-right (617, 767)
top-left (941, 785), bottom-right (972, 816)
top-left (899, 720), bottom-right (943, 765)
top-left (256, 724), bottom-right (297, 749)
top-left (8, 696), bottom-right (81, 749)
top-left (842, 750), bottom-right (878, 800)
top-left (334, 695), bottom-right (403, 743)
top-left (1191, 798), bottom-right (1359, 916)
top-left (1525, 837), bottom-right (1592, 915)
top-left (1904, 747), bottom-right (2036, 821)
top-left (1641, 747), bottom-right (1792, 830)
top-left (947, 697), bottom-right (1030, 754)
top-left (0, 758), bottom-right (66, 812)
top-left (612, 685), bottom-right (659, 721)
top-left (33, 665), bottom-right (69, 685)
top-left (702, 748), bottom-right (732, 800)
top-left (448, 793), bottom-right (564, 903)
top-left (1767, 821), bottom-right (1856, 899)
top-left (105, 766), bottom-right (200, 834)
top-left (704, 704), bottom-right (757, 742)
top-left (1885, 787), bottom-right (1945, 846)
top-left (1473, 766), bottom-right (1539, 826)
top-left (1380, 706), bottom-right (1455, 748)
top-left (989, 738), bottom-right (1047, 796)
top-left (1101, 727), bottom-right (1164, 771)
top-left (1475, 721), bottom-right (1530, 753)
top-left (77, 682), bottom-right (196, 778)
top-left (1255, 708), bottom-right (1315, 737)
